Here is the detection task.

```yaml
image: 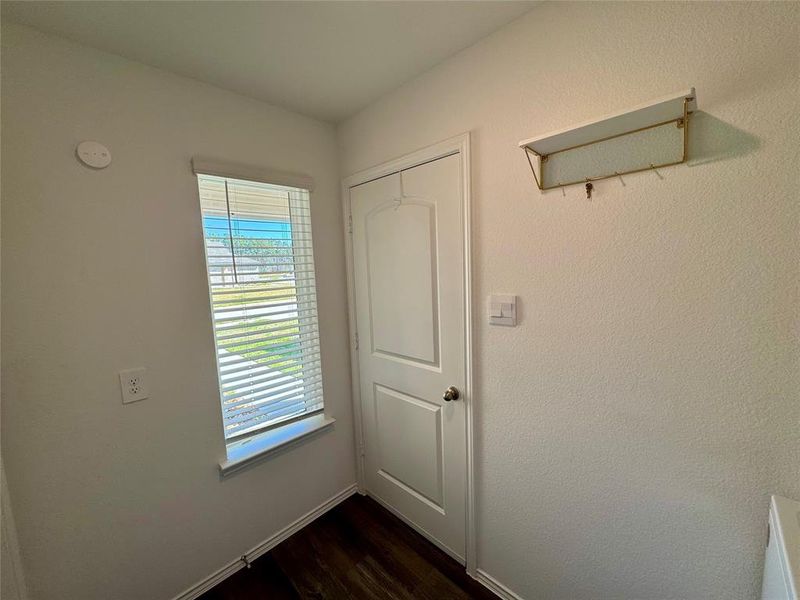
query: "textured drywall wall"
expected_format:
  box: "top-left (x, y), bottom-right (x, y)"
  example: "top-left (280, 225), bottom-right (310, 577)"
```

top-left (1, 24), bottom-right (355, 600)
top-left (338, 2), bottom-right (799, 598)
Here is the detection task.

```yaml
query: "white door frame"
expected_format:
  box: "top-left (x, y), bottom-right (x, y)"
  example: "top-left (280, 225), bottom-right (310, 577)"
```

top-left (340, 132), bottom-right (476, 576)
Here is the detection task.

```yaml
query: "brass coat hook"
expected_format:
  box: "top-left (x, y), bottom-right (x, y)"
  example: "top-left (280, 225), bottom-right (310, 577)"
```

top-left (519, 90), bottom-right (694, 194)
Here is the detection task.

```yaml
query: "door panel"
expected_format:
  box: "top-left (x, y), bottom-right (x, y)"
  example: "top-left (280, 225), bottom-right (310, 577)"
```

top-left (375, 384), bottom-right (443, 507)
top-left (366, 200), bottom-right (438, 365)
top-left (350, 153), bottom-right (466, 559)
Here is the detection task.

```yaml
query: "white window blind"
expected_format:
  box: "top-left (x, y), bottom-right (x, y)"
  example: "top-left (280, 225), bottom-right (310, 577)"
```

top-left (196, 173), bottom-right (323, 441)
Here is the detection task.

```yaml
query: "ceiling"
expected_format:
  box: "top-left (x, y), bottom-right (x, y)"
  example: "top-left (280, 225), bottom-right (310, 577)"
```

top-left (2, 1), bottom-right (536, 123)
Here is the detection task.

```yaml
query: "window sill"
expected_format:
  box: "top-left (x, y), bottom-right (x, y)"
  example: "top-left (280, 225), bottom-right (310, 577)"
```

top-left (219, 414), bottom-right (336, 479)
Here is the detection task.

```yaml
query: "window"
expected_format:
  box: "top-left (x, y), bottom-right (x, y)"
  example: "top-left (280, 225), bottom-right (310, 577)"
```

top-left (196, 174), bottom-right (323, 445)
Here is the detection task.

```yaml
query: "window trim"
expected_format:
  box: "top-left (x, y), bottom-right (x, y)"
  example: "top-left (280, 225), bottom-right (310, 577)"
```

top-left (192, 156), bottom-right (315, 191)
top-left (219, 413), bottom-right (336, 478)
top-left (193, 164), bottom-right (327, 469)
top-left (224, 407), bottom-right (324, 444)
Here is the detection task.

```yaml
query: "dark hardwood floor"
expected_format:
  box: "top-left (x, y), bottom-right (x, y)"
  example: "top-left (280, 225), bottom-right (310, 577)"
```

top-left (199, 493), bottom-right (497, 599)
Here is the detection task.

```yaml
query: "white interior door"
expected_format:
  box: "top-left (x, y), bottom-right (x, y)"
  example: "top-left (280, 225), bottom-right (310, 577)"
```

top-left (349, 153), bottom-right (467, 560)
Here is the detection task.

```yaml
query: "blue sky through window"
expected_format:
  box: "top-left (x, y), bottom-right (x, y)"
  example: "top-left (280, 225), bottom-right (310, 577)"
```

top-left (203, 216), bottom-right (292, 240)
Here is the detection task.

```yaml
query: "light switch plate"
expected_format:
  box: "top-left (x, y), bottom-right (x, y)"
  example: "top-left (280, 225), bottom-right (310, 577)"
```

top-left (489, 294), bottom-right (516, 326)
top-left (119, 368), bottom-right (149, 404)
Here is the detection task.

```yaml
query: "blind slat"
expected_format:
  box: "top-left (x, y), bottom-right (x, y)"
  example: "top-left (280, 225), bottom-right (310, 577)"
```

top-left (225, 394), bottom-right (323, 429)
top-left (223, 380), bottom-right (324, 417)
top-left (221, 366), bottom-right (322, 397)
top-left (218, 353), bottom-right (320, 379)
top-left (213, 293), bottom-right (318, 310)
top-left (212, 305), bottom-right (319, 325)
top-left (213, 314), bottom-right (318, 335)
top-left (218, 357), bottom-right (315, 387)
top-left (205, 255), bottom-right (318, 264)
top-left (212, 297), bottom-right (317, 314)
top-left (215, 323), bottom-right (318, 344)
top-left (224, 393), bottom-right (321, 429)
top-left (217, 335), bottom-right (321, 361)
top-left (213, 311), bottom-right (317, 327)
top-left (227, 402), bottom-right (322, 437)
top-left (218, 341), bottom-right (322, 369)
top-left (214, 314), bottom-right (306, 328)
top-left (219, 349), bottom-right (321, 377)
top-left (212, 284), bottom-right (302, 296)
top-left (206, 264), bottom-right (317, 274)
top-left (223, 381), bottom-right (323, 417)
top-left (222, 365), bottom-right (322, 396)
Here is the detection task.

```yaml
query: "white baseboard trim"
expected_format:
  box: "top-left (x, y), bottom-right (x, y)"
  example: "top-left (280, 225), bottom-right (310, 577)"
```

top-left (170, 483), bottom-right (358, 600)
top-left (476, 568), bottom-right (525, 600)
top-left (1, 459), bottom-right (29, 600)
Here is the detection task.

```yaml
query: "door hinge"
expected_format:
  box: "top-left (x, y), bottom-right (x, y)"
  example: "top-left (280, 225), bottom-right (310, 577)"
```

top-left (354, 331), bottom-right (359, 350)
top-left (348, 213), bottom-right (353, 234)
top-left (359, 442), bottom-right (366, 457)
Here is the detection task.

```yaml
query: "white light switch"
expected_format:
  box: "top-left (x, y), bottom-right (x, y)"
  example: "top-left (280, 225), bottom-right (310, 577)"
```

top-left (489, 294), bottom-right (516, 326)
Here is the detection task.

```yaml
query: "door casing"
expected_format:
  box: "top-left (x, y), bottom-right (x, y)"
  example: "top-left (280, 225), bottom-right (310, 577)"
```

top-left (341, 133), bottom-right (476, 575)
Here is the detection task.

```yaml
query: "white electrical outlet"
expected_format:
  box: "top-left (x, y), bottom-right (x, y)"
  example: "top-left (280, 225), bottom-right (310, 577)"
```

top-left (119, 368), bottom-right (149, 404)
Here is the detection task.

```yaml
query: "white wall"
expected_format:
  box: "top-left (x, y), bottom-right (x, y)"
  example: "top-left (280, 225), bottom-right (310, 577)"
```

top-left (338, 2), bottom-right (799, 598)
top-left (1, 24), bottom-right (355, 600)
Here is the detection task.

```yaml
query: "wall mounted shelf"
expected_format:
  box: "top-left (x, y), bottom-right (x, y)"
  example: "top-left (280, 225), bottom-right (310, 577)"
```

top-left (519, 88), bottom-right (697, 193)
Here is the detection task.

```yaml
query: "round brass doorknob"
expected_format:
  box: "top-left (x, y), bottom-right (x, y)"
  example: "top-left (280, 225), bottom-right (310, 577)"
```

top-left (442, 386), bottom-right (460, 402)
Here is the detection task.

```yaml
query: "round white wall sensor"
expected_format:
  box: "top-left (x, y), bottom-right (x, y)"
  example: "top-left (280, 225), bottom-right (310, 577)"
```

top-left (76, 141), bottom-right (112, 169)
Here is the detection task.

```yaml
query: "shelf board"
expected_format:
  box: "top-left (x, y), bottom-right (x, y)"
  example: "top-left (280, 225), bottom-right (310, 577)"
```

top-left (519, 88), bottom-right (697, 156)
